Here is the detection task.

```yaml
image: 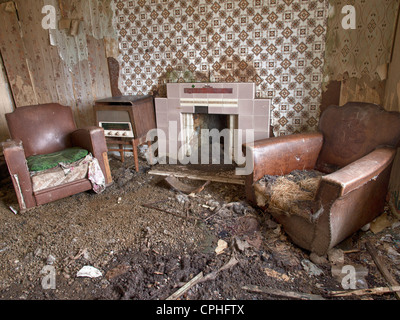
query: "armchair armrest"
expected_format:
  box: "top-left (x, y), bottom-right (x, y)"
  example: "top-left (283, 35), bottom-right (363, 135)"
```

top-left (70, 127), bottom-right (112, 185)
top-left (243, 132), bottom-right (323, 204)
top-left (1, 140), bottom-right (36, 210)
top-left (244, 132), bottom-right (323, 183)
top-left (319, 147), bottom-right (396, 198)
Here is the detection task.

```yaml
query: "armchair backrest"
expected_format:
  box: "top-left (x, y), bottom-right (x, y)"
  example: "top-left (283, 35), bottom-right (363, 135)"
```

top-left (316, 102), bottom-right (400, 173)
top-left (5, 103), bottom-right (77, 158)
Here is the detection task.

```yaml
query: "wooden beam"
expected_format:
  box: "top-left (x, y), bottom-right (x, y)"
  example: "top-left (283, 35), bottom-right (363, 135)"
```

top-left (242, 284), bottom-right (325, 300)
top-left (148, 169), bottom-right (245, 185)
top-left (166, 272), bottom-right (204, 300)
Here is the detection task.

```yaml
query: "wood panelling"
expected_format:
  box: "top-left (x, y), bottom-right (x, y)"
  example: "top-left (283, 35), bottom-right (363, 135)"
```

top-left (0, 54), bottom-right (13, 142)
top-left (0, 2), bottom-right (38, 107)
top-left (0, 0), bottom-right (117, 130)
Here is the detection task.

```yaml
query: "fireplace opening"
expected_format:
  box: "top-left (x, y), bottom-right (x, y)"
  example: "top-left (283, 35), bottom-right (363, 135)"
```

top-left (181, 113), bottom-right (238, 166)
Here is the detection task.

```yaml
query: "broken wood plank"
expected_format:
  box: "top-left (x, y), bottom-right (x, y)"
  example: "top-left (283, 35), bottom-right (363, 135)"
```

top-left (365, 241), bottom-right (400, 300)
top-left (328, 286), bottom-right (400, 298)
top-left (242, 284), bottom-right (325, 300)
top-left (148, 170), bottom-right (245, 185)
top-left (0, 2), bottom-right (38, 107)
top-left (166, 272), bottom-right (204, 300)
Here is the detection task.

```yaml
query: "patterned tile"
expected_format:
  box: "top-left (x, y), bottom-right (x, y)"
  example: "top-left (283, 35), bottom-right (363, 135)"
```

top-left (113, 0), bottom-right (329, 135)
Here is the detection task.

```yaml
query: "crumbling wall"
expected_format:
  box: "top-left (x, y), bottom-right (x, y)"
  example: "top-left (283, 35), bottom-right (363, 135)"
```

top-left (0, 0), bottom-right (118, 128)
top-left (322, 0), bottom-right (399, 107)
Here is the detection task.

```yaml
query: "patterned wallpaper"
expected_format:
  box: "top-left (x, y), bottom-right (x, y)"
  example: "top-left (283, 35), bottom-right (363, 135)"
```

top-left (324, 0), bottom-right (399, 83)
top-left (113, 0), bottom-right (329, 135)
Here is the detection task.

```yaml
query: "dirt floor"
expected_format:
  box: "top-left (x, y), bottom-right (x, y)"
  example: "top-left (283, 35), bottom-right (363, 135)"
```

top-left (0, 153), bottom-right (400, 301)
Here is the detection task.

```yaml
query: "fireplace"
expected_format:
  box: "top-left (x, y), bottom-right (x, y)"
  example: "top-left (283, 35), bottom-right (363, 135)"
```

top-left (181, 113), bottom-right (238, 164)
top-left (154, 83), bottom-right (270, 166)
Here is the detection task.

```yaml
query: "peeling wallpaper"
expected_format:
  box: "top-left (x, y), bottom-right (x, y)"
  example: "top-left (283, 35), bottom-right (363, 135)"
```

top-left (113, 0), bottom-right (329, 135)
top-left (324, 0), bottom-right (399, 83)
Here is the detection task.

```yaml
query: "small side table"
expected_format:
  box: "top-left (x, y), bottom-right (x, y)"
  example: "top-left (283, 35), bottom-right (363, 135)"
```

top-left (94, 95), bottom-right (157, 172)
top-left (106, 135), bottom-right (152, 172)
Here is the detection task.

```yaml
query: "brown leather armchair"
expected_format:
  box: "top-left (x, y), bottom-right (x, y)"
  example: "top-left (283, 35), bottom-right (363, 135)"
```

top-left (244, 102), bottom-right (400, 255)
top-left (2, 103), bottom-right (113, 212)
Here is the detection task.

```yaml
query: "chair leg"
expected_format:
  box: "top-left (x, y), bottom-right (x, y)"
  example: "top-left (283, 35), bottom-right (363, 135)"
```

top-left (119, 144), bottom-right (124, 163)
top-left (132, 140), bottom-right (139, 172)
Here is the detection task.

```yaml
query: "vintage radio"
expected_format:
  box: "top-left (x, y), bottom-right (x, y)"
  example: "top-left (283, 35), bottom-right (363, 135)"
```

top-left (94, 95), bottom-right (156, 139)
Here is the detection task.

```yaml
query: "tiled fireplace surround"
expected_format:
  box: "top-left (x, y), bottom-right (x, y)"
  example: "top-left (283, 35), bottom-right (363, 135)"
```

top-left (154, 82), bottom-right (270, 162)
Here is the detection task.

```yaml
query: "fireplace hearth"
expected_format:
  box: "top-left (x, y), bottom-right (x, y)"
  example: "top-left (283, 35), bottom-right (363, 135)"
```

top-left (153, 83), bottom-right (270, 166)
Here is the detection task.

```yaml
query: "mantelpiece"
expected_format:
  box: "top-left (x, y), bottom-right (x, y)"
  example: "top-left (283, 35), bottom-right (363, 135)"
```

top-left (154, 83), bottom-right (270, 163)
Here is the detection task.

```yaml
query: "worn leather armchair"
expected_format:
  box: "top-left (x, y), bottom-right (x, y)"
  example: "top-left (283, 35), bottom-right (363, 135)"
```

top-left (2, 103), bottom-right (113, 212)
top-left (244, 102), bottom-right (400, 255)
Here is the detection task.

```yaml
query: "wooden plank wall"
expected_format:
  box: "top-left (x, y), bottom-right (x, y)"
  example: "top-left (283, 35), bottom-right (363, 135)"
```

top-left (0, 0), bottom-right (117, 130)
top-left (0, 53), bottom-right (13, 142)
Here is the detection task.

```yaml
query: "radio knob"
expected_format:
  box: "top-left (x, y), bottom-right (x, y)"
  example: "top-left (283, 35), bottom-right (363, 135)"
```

top-left (115, 132), bottom-right (120, 136)
top-left (122, 132), bottom-right (127, 136)
top-left (108, 131), bottom-right (113, 135)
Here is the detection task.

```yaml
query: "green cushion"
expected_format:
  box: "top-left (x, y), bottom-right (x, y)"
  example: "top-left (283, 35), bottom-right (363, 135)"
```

top-left (27, 147), bottom-right (89, 172)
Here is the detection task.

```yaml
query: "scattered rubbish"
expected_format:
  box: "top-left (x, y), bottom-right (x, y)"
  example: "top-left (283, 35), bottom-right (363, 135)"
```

top-left (361, 223), bottom-right (370, 231)
top-left (366, 241), bottom-right (400, 300)
top-left (264, 268), bottom-right (291, 282)
top-left (76, 266), bottom-right (102, 278)
top-left (164, 176), bottom-right (210, 195)
top-left (386, 246), bottom-right (400, 263)
top-left (301, 259), bottom-right (324, 276)
top-left (141, 202), bottom-right (199, 223)
top-left (328, 285), bottom-right (400, 298)
top-left (0, 246), bottom-right (9, 253)
top-left (272, 242), bottom-right (300, 268)
top-left (105, 264), bottom-right (131, 280)
top-left (331, 264), bottom-right (369, 289)
top-left (175, 194), bottom-right (189, 204)
top-left (64, 248), bottom-right (89, 266)
top-left (370, 212), bottom-right (396, 234)
top-left (166, 272), bottom-right (204, 300)
top-left (309, 252), bottom-right (328, 265)
top-left (199, 255), bottom-right (239, 283)
top-left (233, 237), bottom-right (252, 252)
top-left (46, 255), bottom-right (56, 265)
top-left (117, 197), bottom-right (122, 204)
top-left (9, 206), bottom-right (17, 215)
top-left (215, 239), bottom-right (228, 255)
top-left (327, 248), bottom-right (344, 265)
top-left (242, 284), bottom-right (325, 300)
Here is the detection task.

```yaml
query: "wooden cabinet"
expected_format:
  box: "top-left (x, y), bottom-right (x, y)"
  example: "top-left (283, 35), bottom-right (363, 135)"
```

top-left (94, 95), bottom-right (156, 171)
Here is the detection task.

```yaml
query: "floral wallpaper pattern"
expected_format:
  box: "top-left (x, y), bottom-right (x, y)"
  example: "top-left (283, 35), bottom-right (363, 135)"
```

top-left (324, 0), bottom-right (399, 83)
top-left (113, 0), bottom-right (329, 135)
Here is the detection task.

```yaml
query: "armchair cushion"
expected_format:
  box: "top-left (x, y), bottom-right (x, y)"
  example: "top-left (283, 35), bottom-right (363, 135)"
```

top-left (27, 147), bottom-right (89, 172)
top-left (31, 154), bottom-right (91, 192)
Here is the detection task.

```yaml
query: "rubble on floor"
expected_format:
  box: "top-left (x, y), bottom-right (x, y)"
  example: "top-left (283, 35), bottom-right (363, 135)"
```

top-left (0, 155), bottom-right (399, 300)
